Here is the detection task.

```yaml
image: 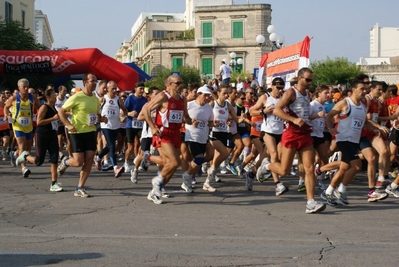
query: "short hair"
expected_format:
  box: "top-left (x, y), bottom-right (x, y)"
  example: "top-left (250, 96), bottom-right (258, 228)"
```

top-left (272, 77), bottom-right (284, 86)
top-left (353, 74), bottom-right (369, 81)
top-left (289, 77), bottom-right (298, 86)
top-left (98, 80), bottom-right (108, 86)
top-left (17, 78), bottom-right (29, 87)
top-left (148, 86), bottom-right (160, 94)
top-left (370, 81), bottom-right (382, 89)
top-left (351, 80), bottom-right (365, 89)
top-left (314, 84), bottom-right (329, 98)
top-left (82, 73), bottom-right (96, 83)
top-left (297, 67), bottom-right (313, 77)
top-left (387, 84), bottom-right (398, 95)
top-left (135, 82), bottom-right (145, 88)
top-left (44, 88), bottom-right (54, 98)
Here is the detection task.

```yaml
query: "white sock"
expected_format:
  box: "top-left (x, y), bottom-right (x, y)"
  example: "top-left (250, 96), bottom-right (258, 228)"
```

top-left (307, 198), bottom-right (315, 205)
top-left (391, 182), bottom-right (398, 189)
top-left (338, 183), bottom-right (347, 193)
top-left (326, 185), bottom-right (335, 195)
top-left (104, 159), bottom-right (109, 165)
top-left (298, 179), bottom-right (305, 185)
top-left (377, 175), bottom-right (385, 182)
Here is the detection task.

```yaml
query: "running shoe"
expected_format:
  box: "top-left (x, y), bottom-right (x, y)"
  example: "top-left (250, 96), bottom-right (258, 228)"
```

top-left (50, 182), bottom-right (63, 192)
top-left (147, 190), bottom-right (162, 204)
top-left (297, 183), bottom-right (306, 192)
top-left (57, 160), bottom-right (68, 176)
top-left (114, 166), bottom-right (124, 178)
top-left (16, 150), bottom-right (29, 166)
top-left (375, 179), bottom-right (391, 189)
top-left (22, 167), bottom-right (31, 178)
top-left (130, 169), bottom-right (138, 183)
top-left (320, 190), bottom-right (340, 207)
top-left (74, 188), bottom-right (90, 198)
top-left (181, 172), bottom-right (193, 193)
top-left (203, 181), bottom-right (216, 192)
top-left (245, 172), bottom-right (254, 191)
top-left (275, 183), bottom-right (289, 196)
top-left (123, 162), bottom-right (131, 173)
top-left (367, 189), bottom-right (389, 202)
top-left (191, 177), bottom-right (197, 185)
top-left (152, 176), bottom-right (163, 197)
top-left (256, 158), bottom-right (270, 181)
top-left (140, 150), bottom-right (151, 171)
top-left (161, 188), bottom-right (170, 198)
top-left (385, 184), bottom-right (399, 197)
top-left (334, 189), bottom-right (349, 205)
top-left (220, 165), bottom-right (228, 174)
top-left (305, 199), bottom-right (326, 214)
top-left (10, 151), bottom-right (16, 167)
top-left (101, 163), bottom-right (113, 171)
top-left (207, 168), bottom-right (216, 182)
top-left (94, 156), bottom-right (102, 170)
top-left (317, 179), bottom-right (327, 190)
top-left (226, 163), bottom-right (238, 175)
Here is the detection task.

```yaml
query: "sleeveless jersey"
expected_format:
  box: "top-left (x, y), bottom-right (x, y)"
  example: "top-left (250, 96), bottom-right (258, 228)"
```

top-left (36, 104), bottom-right (58, 134)
top-left (12, 95), bottom-right (33, 133)
top-left (310, 100), bottom-right (326, 138)
top-left (227, 100), bottom-right (237, 134)
top-left (262, 95), bottom-right (284, 134)
top-left (285, 87), bottom-right (312, 134)
top-left (212, 101), bottom-right (229, 133)
top-left (0, 106), bottom-right (9, 131)
top-left (101, 95), bottom-right (121, 130)
top-left (154, 92), bottom-right (184, 131)
top-left (336, 97), bottom-right (366, 143)
top-left (250, 115), bottom-right (263, 137)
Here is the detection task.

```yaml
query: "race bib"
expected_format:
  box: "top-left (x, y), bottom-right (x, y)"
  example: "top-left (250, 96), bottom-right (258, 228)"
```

top-left (169, 110), bottom-right (183, 123)
top-left (302, 107), bottom-right (310, 119)
top-left (273, 115), bottom-right (283, 122)
top-left (132, 117), bottom-right (143, 129)
top-left (351, 117), bottom-right (364, 131)
top-left (88, 113), bottom-right (97, 126)
top-left (0, 117), bottom-right (6, 124)
top-left (105, 108), bottom-right (118, 117)
top-left (317, 119), bottom-right (325, 129)
top-left (17, 117), bottom-right (31, 127)
top-left (216, 120), bottom-right (227, 130)
top-left (51, 120), bottom-right (58, 130)
top-left (371, 113), bottom-right (378, 123)
top-left (197, 120), bottom-right (206, 130)
top-left (32, 114), bottom-right (37, 122)
top-left (255, 122), bottom-right (262, 132)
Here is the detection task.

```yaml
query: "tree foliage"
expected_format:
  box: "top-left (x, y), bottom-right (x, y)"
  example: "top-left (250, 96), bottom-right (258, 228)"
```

top-left (310, 57), bottom-right (363, 86)
top-left (144, 65), bottom-right (201, 89)
top-left (0, 18), bottom-right (74, 91)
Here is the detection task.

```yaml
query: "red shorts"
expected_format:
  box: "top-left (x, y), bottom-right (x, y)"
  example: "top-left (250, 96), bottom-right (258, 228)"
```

top-left (281, 130), bottom-right (313, 150)
top-left (152, 129), bottom-right (181, 149)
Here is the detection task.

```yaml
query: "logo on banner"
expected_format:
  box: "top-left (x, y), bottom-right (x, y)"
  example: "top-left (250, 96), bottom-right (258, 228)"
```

top-left (4, 61), bottom-right (53, 75)
top-left (0, 54), bottom-right (75, 73)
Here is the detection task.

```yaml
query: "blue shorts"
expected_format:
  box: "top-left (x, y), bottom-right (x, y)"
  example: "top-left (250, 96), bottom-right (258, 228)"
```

top-left (14, 130), bottom-right (33, 140)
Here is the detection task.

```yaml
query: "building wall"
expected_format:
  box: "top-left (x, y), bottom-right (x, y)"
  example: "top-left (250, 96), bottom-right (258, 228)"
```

top-left (34, 10), bottom-right (53, 48)
top-left (361, 65), bottom-right (399, 85)
top-left (370, 23), bottom-right (399, 57)
top-left (0, 0), bottom-right (35, 35)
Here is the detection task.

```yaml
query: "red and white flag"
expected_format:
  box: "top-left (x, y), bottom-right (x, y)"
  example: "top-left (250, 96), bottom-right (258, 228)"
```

top-left (258, 53), bottom-right (268, 86)
top-left (298, 36), bottom-right (311, 70)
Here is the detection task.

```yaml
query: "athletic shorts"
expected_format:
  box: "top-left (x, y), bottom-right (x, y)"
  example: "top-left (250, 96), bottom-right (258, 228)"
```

top-left (141, 137), bottom-right (152, 151)
top-left (126, 128), bottom-right (142, 143)
top-left (323, 132), bottom-right (332, 142)
top-left (281, 130), bottom-right (313, 150)
top-left (238, 127), bottom-right (250, 139)
top-left (181, 132), bottom-right (186, 143)
top-left (209, 131), bottom-right (228, 147)
top-left (336, 141), bottom-right (360, 164)
top-left (312, 136), bottom-right (325, 149)
top-left (186, 141), bottom-right (207, 157)
top-left (359, 136), bottom-right (372, 151)
top-left (0, 129), bottom-right (10, 137)
top-left (226, 133), bottom-right (238, 148)
top-left (262, 131), bottom-right (282, 145)
top-left (69, 131), bottom-right (97, 153)
top-left (14, 130), bottom-right (33, 140)
top-left (152, 129), bottom-right (181, 149)
top-left (389, 128), bottom-right (399, 146)
top-left (119, 128), bottom-right (126, 137)
top-left (57, 125), bottom-right (66, 136)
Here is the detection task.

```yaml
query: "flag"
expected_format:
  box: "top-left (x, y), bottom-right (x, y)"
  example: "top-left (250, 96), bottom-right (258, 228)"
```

top-left (258, 53), bottom-right (268, 86)
top-left (298, 36), bottom-right (311, 70)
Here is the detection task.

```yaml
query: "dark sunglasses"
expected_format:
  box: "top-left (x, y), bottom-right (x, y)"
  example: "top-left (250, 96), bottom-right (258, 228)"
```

top-left (240, 98), bottom-right (246, 100)
top-left (246, 92), bottom-right (254, 95)
top-left (4, 92), bottom-right (11, 94)
top-left (171, 81), bottom-right (183, 85)
top-left (276, 86), bottom-right (285, 90)
top-left (120, 95), bottom-right (127, 98)
top-left (302, 77), bottom-right (313, 82)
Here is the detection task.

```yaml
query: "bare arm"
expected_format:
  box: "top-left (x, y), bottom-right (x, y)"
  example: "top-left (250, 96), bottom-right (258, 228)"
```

top-left (3, 96), bottom-right (15, 120)
top-left (183, 97), bottom-right (192, 125)
top-left (228, 102), bottom-right (238, 123)
top-left (58, 107), bottom-right (76, 133)
top-left (249, 95), bottom-right (268, 117)
top-left (325, 99), bottom-right (348, 134)
top-left (144, 92), bottom-right (167, 136)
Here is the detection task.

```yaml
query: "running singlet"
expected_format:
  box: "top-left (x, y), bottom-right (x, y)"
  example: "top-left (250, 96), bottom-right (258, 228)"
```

top-left (285, 87), bottom-right (312, 134)
top-left (12, 94), bottom-right (33, 133)
top-left (310, 100), bottom-right (326, 138)
top-left (212, 101), bottom-right (229, 133)
top-left (336, 97), bottom-right (366, 143)
top-left (0, 106), bottom-right (9, 131)
top-left (154, 92), bottom-right (184, 131)
top-left (262, 95), bottom-right (284, 134)
top-left (101, 95), bottom-right (121, 130)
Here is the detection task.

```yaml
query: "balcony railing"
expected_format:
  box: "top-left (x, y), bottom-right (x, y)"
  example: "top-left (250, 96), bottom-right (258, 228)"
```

top-left (195, 37), bottom-right (216, 47)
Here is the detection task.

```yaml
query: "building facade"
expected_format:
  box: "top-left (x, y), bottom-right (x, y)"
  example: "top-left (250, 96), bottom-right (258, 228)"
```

top-left (115, 3), bottom-right (273, 80)
top-left (34, 10), bottom-right (53, 49)
top-left (0, 0), bottom-right (35, 35)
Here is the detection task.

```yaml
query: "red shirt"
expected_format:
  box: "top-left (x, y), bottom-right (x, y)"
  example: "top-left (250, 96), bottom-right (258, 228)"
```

top-left (155, 92), bottom-right (184, 131)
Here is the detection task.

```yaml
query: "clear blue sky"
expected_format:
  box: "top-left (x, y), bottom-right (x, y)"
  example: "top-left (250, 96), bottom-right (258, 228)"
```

top-left (36, 0), bottom-right (399, 63)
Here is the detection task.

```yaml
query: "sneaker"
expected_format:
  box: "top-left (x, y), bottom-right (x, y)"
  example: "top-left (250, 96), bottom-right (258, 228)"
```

top-left (50, 182), bottom-right (63, 192)
top-left (191, 177), bottom-right (197, 185)
top-left (245, 172), bottom-right (254, 191)
top-left (161, 188), bottom-right (170, 198)
top-left (10, 151), bottom-right (16, 167)
top-left (74, 188), bottom-right (90, 198)
top-left (258, 171), bottom-right (271, 183)
top-left (239, 168), bottom-right (245, 180)
top-left (275, 183), bottom-right (289, 196)
top-left (291, 166), bottom-right (297, 176)
top-left (147, 190), bottom-right (162, 204)
top-left (101, 163), bottom-right (113, 171)
top-left (2, 151), bottom-right (6, 161)
top-left (317, 180), bottom-right (327, 190)
top-left (235, 165), bottom-right (242, 177)
top-left (16, 150), bottom-right (29, 166)
top-left (94, 156), bottom-right (102, 170)
top-left (320, 190), bottom-right (340, 207)
top-left (215, 175), bottom-right (221, 183)
top-left (114, 166), bottom-right (124, 178)
top-left (256, 158), bottom-right (270, 181)
top-left (226, 163), bottom-right (238, 175)
top-left (140, 150), bottom-right (151, 171)
top-left (22, 167), bottom-right (31, 178)
top-left (305, 199), bottom-right (326, 214)
top-left (152, 176), bottom-right (163, 197)
top-left (117, 153), bottom-right (124, 162)
top-left (368, 189), bottom-right (389, 202)
top-left (130, 169), bottom-right (138, 183)
top-left (298, 183), bottom-right (306, 192)
top-left (201, 162), bottom-right (208, 174)
top-left (203, 181), bottom-right (216, 192)
top-left (386, 185), bottom-right (399, 197)
top-left (181, 172), bottom-right (193, 193)
top-left (334, 189), bottom-right (349, 205)
top-left (315, 168), bottom-right (325, 180)
top-left (220, 165), bottom-right (228, 174)
top-left (123, 162), bottom-right (131, 173)
top-left (375, 179), bottom-right (391, 189)
top-left (57, 160), bottom-right (68, 176)
top-left (207, 168), bottom-right (216, 182)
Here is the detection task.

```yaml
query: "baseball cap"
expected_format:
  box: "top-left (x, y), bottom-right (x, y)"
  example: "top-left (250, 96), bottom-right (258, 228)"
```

top-left (333, 92), bottom-right (341, 101)
top-left (197, 86), bottom-right (213, 95)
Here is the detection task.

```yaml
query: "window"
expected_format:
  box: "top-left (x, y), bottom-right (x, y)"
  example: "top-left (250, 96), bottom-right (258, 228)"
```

top-left (152, 30), bottom-right (165, 38)
top-left (172, 58), bottom-right (183, 71)
top-left (5, 1), bottom-right (13, 22)
top-left (21, 9), bottom-right (25, 28)
top-left (201, 22), bottom-right (213, 44)
top-left (232, 21), bottom-right (243, 39)
top-left (202, 58), bottom-right (213, 78)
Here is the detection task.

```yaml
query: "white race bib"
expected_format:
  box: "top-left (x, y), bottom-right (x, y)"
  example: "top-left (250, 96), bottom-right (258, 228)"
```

top-left (216, 120), bottom-right (227, 130)
top-left (32, 114), bottom-right (37, 122)
top-left (197, 120), bottom-right (206, 130)
top-left (132, 117), bottom-right (143, 129)
top-left (105, 107), bottom-right (118, 118)
top-left (51, 120), bottom-right (58, 130)
top-left (255, 122), bottom-right (262, 131)
top-left (169, 110), bottom-right (183, 123)
top-left (371, 113), bottom-right (378, 123)
top-left (17, 117), bottom-right (31, 127)
top-left (88, 113), bottom-right (97, 126)
top-left (351, 117), bottom-right (364, 131)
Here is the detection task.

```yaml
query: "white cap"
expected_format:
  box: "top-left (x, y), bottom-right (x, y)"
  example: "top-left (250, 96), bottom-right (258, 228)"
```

top-left (71, 88), bottom-right (76, 93)
top-left (197, 85), bottom-right (213, 95)
top-left (66, 93), bottom-right (71, 98)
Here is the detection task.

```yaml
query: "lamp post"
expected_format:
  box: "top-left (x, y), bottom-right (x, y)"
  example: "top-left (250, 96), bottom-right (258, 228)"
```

top-left (236, 58), bottom-right (243, 73)
top-left (256, 24), bottom-right (285, 51)
top-left (229, 52), bottom-right (237, 72)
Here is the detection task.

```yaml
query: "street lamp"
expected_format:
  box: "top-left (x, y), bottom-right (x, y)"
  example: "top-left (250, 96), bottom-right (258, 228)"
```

top-left (229, 52), bottom-right (237, 72)
top-left (236, 58), bottom-right (243, 73)
top-left (256, 24), bottom-right (285, 51)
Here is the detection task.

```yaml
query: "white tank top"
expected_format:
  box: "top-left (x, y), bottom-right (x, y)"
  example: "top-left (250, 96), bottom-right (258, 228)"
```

top-left (55, 96), bottom-right (67, 112)
top-left (101, 95), bottom-right (120, 130)
top-left (227, 100), bottom-right (237, 134)
top-left (262, 95), bottom-right (284, 134)
top-left (336, 98), bottom-right (366, 143)
top-left (310, 100), bottom-right (326, 138)
top-left (141, 110), bottom-right (156, 138)
top-left (212, 101), bottom-right (229, 133)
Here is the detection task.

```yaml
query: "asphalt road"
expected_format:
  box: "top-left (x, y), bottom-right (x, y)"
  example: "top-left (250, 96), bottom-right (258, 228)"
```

top-left (0, 157), bottom-right (397, 267)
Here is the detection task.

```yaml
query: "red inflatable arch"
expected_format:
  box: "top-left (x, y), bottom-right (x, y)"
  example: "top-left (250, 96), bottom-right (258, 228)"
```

top-left (0, 48), bottom-right (139, 91)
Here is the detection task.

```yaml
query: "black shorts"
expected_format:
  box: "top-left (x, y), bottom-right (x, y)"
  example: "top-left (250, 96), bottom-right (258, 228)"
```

top-left (323, 132), bottom-right (332, 142)
top-left (336, 141), bottom-right (360, 164)
top-left (186, 141), bottom-right (207, 157)
top-left (119, 128), bottom-right (126, 137)
top-left (57, 125), bottom-right (66, 136)
top-left (69, 131), bottom-right (97, 153)
top-left (181, 132), bottom-right (186, 143)
top-left (262, 131), bottom-right (282, 145)
top-left (389, 128), bottom-right (399, 146)
top-left (0, 129), bottom-right (10, 137)
top-left (96, 122), bottom-right (101, 133)
top-left (226, 133), bottom-right (237, 148)
top-left (312, 136), bottom-right (324, 148)
top-left (209, 131), bottom-right (228, 147)
top-left (126, 128), bottom-right (142, 143)
top-left (359, 136), bottom-right (372, 151)
top-left (141, 137), bottom-right (152, 151)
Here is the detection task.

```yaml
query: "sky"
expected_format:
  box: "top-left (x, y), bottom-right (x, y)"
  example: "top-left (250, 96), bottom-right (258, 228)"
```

top-left (35, 0), bottom-right (399, 64)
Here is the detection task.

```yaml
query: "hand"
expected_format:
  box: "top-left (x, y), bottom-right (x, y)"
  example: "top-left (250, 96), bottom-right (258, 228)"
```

top-left (192, 119), bottom-right (199, 128)
top-left (377, 126), bottom-right (389, 135)
top-left (317, 110), bottom-right (325, 118)
top-left (151, 126), bottom-right (161, 136)
top-left (292, 117), bottom-right (306, 127)
top-left (128, 110), bottom-right (137, 117)
top-left (53, 114), bottom-right (59, 121)
top-left (328, 128), bottom-right (338, 135)
top-left (66, 124), bottom-right (77, 133)
top-left (214, 120), bottom-right (220, 126)
top-left (101, 115), bottom-right (108, 124)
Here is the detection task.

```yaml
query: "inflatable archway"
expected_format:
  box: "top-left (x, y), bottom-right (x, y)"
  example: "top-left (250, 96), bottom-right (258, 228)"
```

top-left (0, 48), bottom-right (139, 91)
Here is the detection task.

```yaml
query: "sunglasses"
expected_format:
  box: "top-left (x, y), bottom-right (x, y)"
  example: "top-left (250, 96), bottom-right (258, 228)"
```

top-left (240, 98), bottom-right (246, 100)
top-left (171, 81), bottom-right (183, 85)
top-left (276, 86), bottom-right (285, 90)
top-left (302, 77), bottom-right (313, 82)
top-left (246, 92), bottom-right (254, 95)
top-left (120, 95), bottom-right (127, 98)
top-left (4, 92), bottom-right (11, 94)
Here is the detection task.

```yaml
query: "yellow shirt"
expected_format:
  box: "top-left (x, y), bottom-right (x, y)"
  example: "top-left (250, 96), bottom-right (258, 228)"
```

top-left (12, 98), bottom-right (33, 133)
top-left (62, 91), bottom-right (100, 134)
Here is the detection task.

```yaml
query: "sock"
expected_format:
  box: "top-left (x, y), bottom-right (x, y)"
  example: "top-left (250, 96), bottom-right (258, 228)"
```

top-left (377, 175), bottom-right (385, 182)
top-left (274, 181), bottom-right (280, 185)
top-left (368, 188), bottom-right (375, 194)
top-left (76, 186), bottom-right (81, 190)
top-left (338, 183), bottom-right (347, 193)
top-left (103, 159), bottom-right (109, 165)
top-left (307, 198), bottom-right (315, 205)
top-left (391, 182), bottom-right (398, 189)
top-left (326, 185), bottom-right (334, 195)
top-left (52, 181), bottom-right (57, 186)
top-left (63, 158), bottom-right (69, 167)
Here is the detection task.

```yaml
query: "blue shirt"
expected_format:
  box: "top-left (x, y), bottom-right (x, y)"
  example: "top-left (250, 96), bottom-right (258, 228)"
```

top-left (124, 95), bottom-right (147, 128)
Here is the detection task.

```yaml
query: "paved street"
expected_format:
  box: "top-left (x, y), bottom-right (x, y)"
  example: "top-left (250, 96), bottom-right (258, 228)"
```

top-left (0, 158), bottom-right (397, 267)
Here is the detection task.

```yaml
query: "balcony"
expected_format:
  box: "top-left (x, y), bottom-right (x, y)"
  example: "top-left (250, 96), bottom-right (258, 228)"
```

top-left (195, 37), bottom-right (216, 47)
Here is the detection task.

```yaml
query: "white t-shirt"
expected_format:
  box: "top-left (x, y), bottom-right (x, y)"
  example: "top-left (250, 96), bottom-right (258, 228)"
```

top-left (101, 95), bottom-right (120, 130)
top-left (185, 100), bottom-right (213, 144)
top-left (310, 100), bottom-right (326, 138)
top-left (236, 82), bottom-right (244, 92)
top-left (219, 64), bottom-right (231, 80)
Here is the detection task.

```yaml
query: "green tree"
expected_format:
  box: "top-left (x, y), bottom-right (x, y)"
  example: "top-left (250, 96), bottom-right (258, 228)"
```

top-left (310, 57), bottom-right (363, 86)
top-left (0, 18), bottom-right (75, 90)
top-left (145, 65), bottom-right (201, 89)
